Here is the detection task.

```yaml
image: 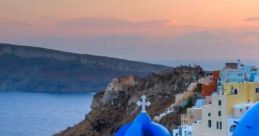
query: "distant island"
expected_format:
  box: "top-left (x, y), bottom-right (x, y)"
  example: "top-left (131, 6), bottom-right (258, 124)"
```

top-left (0, 43), bottom-right (171, 93)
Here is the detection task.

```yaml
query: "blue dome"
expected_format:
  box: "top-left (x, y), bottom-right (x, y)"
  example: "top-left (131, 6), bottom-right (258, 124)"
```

top-left (115, 113), bottom-right (171, 136)
top-left (233, 103), bottom-right (259, 136)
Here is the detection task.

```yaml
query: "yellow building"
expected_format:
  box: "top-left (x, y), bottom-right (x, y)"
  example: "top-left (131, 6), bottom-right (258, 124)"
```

top-left (223, 82), bottom-right (259, 115)
top-left (193, 82), bottom-right (259, 136)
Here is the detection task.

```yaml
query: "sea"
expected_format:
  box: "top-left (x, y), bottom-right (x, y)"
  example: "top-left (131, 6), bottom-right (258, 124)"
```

top-left (0, 91), bottom-right (94, 136)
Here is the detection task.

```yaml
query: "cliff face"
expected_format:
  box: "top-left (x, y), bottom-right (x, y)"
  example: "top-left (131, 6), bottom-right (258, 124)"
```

top-left (0, 43), bottom-right (170, 93)
top-left (55, 66), bottom-right (204, 136)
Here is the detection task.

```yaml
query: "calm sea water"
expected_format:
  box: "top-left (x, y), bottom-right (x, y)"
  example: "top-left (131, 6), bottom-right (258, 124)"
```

top-left (0, 91), bottom-right (94, 136)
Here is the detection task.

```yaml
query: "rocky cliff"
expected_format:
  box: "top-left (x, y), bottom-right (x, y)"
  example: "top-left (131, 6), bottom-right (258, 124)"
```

top-left (55, 66), bottom-right (204, 136)
top-left (0, 43), bottom-right (170, 93)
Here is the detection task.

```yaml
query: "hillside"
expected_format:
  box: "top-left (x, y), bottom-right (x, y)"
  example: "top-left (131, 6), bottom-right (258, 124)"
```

top-left (0, 43), bottom-right (171, 93)
top-left (54, 66), bottom-right (204, 136)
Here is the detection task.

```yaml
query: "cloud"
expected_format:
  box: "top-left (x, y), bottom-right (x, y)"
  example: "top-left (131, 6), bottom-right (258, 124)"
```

top-left (244, 17), bottom-right (259, 22)
top-left (0, 17), bottom-right (198, 40)
top-left (9, 30), bottom-right (259, 61)
top-left (2, 17), bottom-right (259, 62)
top-left (53, 18), bottom-right (183, 38)
top-left (0, 21), bottom-right (32, 27)
top-left (42, 16), bottom-right (57, 20)
top-left (58, 18), bottom-right (169, 28)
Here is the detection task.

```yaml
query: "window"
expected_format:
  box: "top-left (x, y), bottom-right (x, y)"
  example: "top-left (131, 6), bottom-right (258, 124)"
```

top-left (216, 121), bottom-right (219, 129)
top-left (208, 120), bottom-right (212, 128)
top-left (219, 122), bottom-right (222, 129)
top-left (218, 100), bottom-right (222, 106)
top-left (218, 82), bottom-right (222, 86)
top-left (256, 88), bottom-right (259, 93)
top-left (218, 111), bottom-right (221, 116)
top-left (208, 113), bottom-right (211, 117)
top-left (233, 89), bottom-right (238, 95)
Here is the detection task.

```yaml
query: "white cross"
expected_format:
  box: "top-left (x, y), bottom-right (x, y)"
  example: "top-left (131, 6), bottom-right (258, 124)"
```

top-left (137, 95), bottom-right (151, 113)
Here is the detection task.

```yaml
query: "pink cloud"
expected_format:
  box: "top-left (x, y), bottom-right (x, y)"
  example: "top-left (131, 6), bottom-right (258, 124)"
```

top-left (244, 17), bottom-right (259, 22)
top-left (1, 18), bottom-right (259, 61)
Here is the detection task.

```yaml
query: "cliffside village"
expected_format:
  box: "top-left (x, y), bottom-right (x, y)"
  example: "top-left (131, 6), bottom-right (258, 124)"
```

top-left (172, 60), bottom-right (259, 136)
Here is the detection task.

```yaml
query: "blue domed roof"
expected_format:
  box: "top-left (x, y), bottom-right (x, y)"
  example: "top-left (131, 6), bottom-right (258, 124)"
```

top-left (115, 113), bottom-right (171, 136)
top-left (233, 103), bottom-right (259, 136)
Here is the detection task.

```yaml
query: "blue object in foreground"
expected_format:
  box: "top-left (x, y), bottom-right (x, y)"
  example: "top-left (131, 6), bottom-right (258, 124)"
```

top-left (233, 103), bottom-right (259, 136)
top-left (115, 95), bottom-right (171, 136)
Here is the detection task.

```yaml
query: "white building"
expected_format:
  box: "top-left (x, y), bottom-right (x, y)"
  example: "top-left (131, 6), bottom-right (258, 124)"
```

top-left (173, 61), bottom-right (259, 136)
top-left (220, 60), bottom-right (259, 83)
top-left (173, 99), bottom-right (205, 136)
top-left (192, 92), bottom-right (256, 136)
top-left (172, 125), bottom-right (192, 136)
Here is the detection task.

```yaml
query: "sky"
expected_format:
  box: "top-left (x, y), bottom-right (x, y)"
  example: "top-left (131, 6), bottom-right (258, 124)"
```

top-left (0, 0), bottom-right (259, 68)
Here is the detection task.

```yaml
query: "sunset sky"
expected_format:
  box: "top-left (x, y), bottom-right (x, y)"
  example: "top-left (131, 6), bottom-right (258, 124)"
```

top-left (1, 0), bottom-right (259, 66)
